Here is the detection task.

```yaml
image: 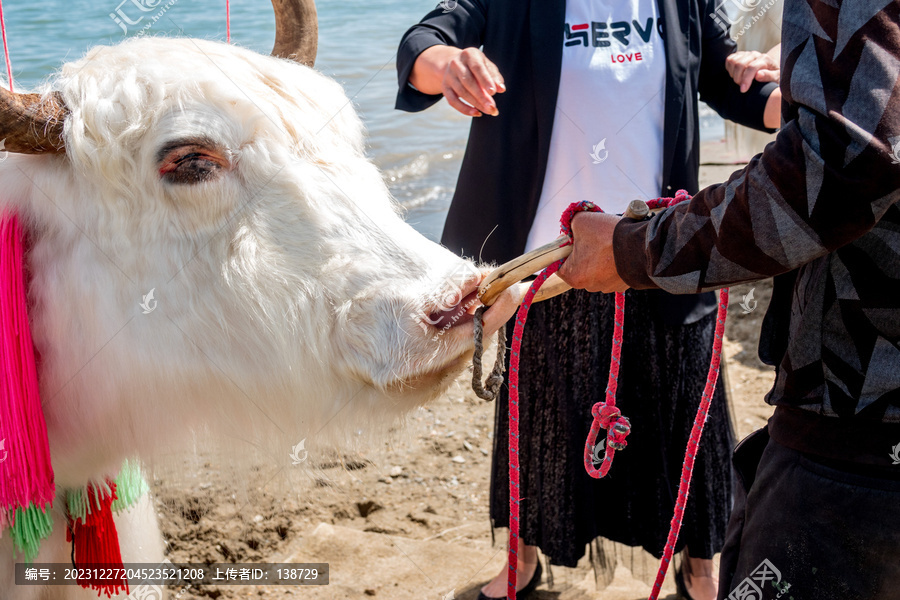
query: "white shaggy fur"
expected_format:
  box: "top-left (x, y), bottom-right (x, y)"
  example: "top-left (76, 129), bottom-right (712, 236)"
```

top-left (0, 37), bottom-right (483, 599)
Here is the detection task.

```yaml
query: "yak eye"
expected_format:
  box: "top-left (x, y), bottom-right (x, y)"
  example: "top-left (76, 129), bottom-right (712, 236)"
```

top-left (157, 139), bottom-right (230, 185)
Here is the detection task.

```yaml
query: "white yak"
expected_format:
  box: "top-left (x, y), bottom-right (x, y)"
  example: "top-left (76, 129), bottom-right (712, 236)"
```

top-left (0, 1), bottom-right (518, 597)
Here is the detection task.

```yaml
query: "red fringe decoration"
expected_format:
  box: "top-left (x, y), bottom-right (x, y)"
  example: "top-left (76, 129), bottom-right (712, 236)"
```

top-left (66, 481), bottom-right (129, 597)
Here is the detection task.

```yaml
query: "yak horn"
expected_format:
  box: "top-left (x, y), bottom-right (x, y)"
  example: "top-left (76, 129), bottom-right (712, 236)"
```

top-left (271, 0), bottom-right (318, 67)
top-left (0, 89), bottom-right (66, 154)
top-left (0, 1), bottom-right (318, 154)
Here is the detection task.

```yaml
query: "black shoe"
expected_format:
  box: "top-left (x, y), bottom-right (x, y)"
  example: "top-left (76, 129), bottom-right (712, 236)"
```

top-left (477, 560), bottom-right (542, 600)
top-left (675, 567), bottom-right (696, 600)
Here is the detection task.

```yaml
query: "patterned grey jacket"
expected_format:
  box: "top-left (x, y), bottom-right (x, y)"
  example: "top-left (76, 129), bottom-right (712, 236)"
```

top-left (615, 0), bottom-right (900, 424)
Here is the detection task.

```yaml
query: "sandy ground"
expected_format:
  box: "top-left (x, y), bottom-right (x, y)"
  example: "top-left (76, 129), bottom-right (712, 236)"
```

top-left (150, 149), bottom-right (778, 600)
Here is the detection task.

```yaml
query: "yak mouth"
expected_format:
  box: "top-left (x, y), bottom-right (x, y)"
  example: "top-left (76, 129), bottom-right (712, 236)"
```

top-left (425, 287), bottom-right (481, 332)
top-left (388, 268), bottom-right (519, 394)
top-left (390, 275), bottom-right (487, 391)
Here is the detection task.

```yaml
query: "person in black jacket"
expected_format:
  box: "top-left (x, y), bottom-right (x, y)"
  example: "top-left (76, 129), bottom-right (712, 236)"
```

top-left (396, 2), bottom-right (779, 598)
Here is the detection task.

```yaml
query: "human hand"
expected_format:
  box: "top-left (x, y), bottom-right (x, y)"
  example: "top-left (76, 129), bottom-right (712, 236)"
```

top-left (441, 47), bottom-right (505, 117)
top-left (725, 50), bottom-right (779, 93)
top-left (412, 45), bottom-right (505, 117)
top-left (557, 212), bottom-right (629, 293)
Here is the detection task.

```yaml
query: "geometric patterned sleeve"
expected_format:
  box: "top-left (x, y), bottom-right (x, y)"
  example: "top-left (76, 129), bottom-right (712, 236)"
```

top-left (613, 0), bottom-right (900, 293)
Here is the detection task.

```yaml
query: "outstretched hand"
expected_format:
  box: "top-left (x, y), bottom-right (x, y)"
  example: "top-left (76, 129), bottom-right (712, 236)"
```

top-left (557, 212), bottom-right (630, 293)
top-left (441, 48), bottom-right (505, 117)
top-left (409, 46), bottom-right (506, 117)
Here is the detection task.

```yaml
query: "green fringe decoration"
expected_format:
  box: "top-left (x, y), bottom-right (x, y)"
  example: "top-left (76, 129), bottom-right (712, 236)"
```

top-left (111, 459), bottom-right (148, 513)
top-left (4, 459), bottom-right (147, 562)
top-left (8, 502), bottom-right (53, 563)
top-left (64, 487), bottom-right (84, 521)
top-left (65, 481), bottom-right (111, 523)
top-left (65, 459), bottom-right (147, 521)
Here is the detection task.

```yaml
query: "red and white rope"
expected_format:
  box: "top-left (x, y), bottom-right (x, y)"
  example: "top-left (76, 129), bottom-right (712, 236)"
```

top-left (505, 193), bottom-right (727, 600)
top-left (0, 0), bottom-right (14, 91)
top-left (225, 0), bottom-right (231, 43)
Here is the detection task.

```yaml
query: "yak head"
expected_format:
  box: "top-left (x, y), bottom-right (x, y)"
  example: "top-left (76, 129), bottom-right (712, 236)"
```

top-left (0, 0), bottom-right (514, 486)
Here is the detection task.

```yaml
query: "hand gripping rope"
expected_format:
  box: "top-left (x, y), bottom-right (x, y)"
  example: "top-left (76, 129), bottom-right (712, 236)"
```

top-left (473, 191), bottom-right (729, 600)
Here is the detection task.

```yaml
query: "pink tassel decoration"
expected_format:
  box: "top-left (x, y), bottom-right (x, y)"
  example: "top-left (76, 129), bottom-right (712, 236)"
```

top-left (0, 212), bottom-right (55, 516)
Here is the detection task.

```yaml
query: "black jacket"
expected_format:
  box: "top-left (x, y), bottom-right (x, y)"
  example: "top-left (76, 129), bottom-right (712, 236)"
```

top-left (396, 0), bottom-right (776, 323)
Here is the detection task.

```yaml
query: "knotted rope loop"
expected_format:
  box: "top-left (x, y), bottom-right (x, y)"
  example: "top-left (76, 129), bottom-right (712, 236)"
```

top-left (583, 407), bottom-right (630, 479)
top-left (584, 401), bottom-right (632, 478)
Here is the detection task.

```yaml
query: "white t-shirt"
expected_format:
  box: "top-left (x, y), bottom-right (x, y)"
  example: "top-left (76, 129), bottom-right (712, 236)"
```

top-left (525, 0), bottom-right (667, 252)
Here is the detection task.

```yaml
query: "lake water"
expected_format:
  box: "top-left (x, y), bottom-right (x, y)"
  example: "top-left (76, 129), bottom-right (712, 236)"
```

top-left (2, 0), bottom-right (722, 241)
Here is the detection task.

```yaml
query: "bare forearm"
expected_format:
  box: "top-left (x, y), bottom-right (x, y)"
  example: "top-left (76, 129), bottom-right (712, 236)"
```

top-left (763, 87), bottom-right (781, 129)
top-left (762, 43), bottom-right (782, 129)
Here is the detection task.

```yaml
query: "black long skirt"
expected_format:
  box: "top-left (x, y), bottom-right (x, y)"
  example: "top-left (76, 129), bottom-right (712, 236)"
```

top-left (489, 288), bottom-right (735, 567)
